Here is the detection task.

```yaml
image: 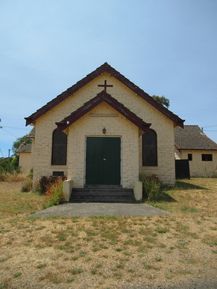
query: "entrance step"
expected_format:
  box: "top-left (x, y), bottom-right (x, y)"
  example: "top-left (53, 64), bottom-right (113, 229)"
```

top-left (70, 187), bottom-right (135, 203)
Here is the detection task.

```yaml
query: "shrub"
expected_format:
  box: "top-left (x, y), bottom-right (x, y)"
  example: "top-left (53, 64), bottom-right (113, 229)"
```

top-left (39, 176), bottom-right (66, 194)
top-left (0, 156), bottom-right (19, 174)
top-left (39, 176), bottom-right (57, 194)
top-left (44, 179), bottom-right (64, 208)
top-left (28, 169), bottom-right (33, 180)
top-left (21, 177), bottom-right (33, 192)
top-left (32, 180), bottom-right (41, 194)
top-left (140, 174), bottom-right (162, 201)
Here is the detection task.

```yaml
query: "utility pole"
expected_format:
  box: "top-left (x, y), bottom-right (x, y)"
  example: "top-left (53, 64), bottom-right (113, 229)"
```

top-left (0, 118), bottom-right (2, 129)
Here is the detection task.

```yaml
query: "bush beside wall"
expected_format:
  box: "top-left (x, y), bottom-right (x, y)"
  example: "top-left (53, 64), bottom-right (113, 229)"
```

top-left (139, 174), bottom-right (162, 201)
top-left (44, 179), bottom-right (64, 208)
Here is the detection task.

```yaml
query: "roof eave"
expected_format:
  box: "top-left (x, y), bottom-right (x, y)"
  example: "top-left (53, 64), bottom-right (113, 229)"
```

top-left (25, 62), bottom-right (184, 127)
top-left (178, 148), bottom-right (217, 151)
top-left (56, 91), bottom-right (151, 132)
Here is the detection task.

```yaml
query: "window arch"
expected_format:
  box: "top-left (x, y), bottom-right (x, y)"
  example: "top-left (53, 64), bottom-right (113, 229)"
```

top-left (51, 129), bottom-right (67, 165)
top-left (142, 129), bottom-right (158, 166)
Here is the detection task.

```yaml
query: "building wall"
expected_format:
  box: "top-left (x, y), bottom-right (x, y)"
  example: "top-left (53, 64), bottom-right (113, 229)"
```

top-left (67, 103), bottom-right (139, 188)
top-left (179, 150), bottom-right (217, 177)
top-left (175, 147), bottom-right (181, 159)
top-left (19, 152), bottom-right (32, 175)
top-left (32, 72), bottom-right (176, 185)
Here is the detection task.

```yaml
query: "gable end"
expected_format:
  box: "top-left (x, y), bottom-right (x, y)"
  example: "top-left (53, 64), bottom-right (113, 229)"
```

top-left (25, 62), bottom-right (184, 127)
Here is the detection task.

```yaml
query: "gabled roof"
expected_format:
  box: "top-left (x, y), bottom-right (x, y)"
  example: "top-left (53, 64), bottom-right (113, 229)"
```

top-left (175, 125), bottom-right (217, 151)
top-left (56, 91), bottom-right (151, 131)
top-left (25, 62), bottom-right (184, 127)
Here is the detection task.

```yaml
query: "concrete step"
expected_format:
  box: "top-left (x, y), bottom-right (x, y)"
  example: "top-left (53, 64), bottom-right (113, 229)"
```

top-left (70, 187), bottom-right (135, 203)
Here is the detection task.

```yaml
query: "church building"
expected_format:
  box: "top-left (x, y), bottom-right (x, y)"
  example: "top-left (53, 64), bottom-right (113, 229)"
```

top-left (25, 63), bottom-right (184, 200)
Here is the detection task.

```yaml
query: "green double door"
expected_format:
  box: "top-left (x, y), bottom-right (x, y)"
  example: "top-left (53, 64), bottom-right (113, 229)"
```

top-left (86, 137), bottom-right (121, 185)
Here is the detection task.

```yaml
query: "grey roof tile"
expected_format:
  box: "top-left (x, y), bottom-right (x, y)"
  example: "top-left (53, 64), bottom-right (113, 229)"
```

top-left (175, 125), bottom-right (217, 150)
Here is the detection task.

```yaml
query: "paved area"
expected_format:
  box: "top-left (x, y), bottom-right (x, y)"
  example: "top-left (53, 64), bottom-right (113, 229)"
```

top-left (32, 202), bottom-right (168, 218)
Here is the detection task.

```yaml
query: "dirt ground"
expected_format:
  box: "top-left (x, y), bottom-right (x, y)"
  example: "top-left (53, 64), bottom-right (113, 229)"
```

top-left (0, 179), bottom-right (216, 289)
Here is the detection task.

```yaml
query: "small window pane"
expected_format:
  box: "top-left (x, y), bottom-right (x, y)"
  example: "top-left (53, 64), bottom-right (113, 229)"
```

top-left (188, 154), bottom-right (192, 161)
top-left (52, 171), bottom-right (65, 177)
top-left (201, 154), bottom-right (212, 161)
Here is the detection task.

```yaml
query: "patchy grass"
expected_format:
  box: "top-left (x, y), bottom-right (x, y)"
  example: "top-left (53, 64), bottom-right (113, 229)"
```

top-left (0, 182), bottom-right (47, 217)
top-left (0, 178), bottom-right (217, 289)
top-left (149, 178), bottom-right (217, 216)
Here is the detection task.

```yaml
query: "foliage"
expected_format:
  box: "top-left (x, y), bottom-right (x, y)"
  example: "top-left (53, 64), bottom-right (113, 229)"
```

top-left (39, 176), bottom-right (57, 194)
top-left (44, 179), bottom-right (64, 208)
top-left (140, 174), bottom-right (162, 201)
top-left (32, 180), bottom-right (41, 194)
top-left (0, 157), bottom-right (19, 174)
top-left (0, 157), bottom-right (22, 181)
top-left (21, 177), bottom-right (33, 192)
top-left (28, 169), bottom-right (33, 180)
top-left (39, 175), bottom-right (66, 194)
top-left (152, 95), bottom-right (170, 108)
top-left (12, 134), bottom-right (32, 155)
top-left (0, 133), bottom-right (32, 176)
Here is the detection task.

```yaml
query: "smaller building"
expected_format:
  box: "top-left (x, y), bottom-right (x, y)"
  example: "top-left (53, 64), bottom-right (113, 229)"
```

top-left (17, 142), bottom-right (32, 174)
top-left (175, 125), bottom-right (217, 177)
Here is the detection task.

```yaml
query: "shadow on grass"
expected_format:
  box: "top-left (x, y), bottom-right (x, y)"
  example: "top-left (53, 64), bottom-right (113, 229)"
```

top-left (174, 180), bottom-right (207, 190)
top-left (144, 190), bottom-right (176, 203)
top-left (146, 180), bottom-right (208, 207)
top-left (157, 190), bottom-right (176, 202)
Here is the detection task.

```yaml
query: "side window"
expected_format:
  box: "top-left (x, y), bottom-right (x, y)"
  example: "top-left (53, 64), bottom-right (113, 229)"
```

top-left (188, 153), bottom-right (192, 161)
top-left (142, 130), bottom-right (158, 166)
top-left (51, 129), bottom-right (67, 165)
top-left (201, 154), bottom-right (212, 161)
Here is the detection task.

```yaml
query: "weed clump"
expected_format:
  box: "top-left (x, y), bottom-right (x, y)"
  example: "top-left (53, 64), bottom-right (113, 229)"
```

top-left (44, 179), bottom-right (64, 208)
top-left (21, 177), bottom-right (32, 192)
top-left (140, 174), bottom-right (162, 201)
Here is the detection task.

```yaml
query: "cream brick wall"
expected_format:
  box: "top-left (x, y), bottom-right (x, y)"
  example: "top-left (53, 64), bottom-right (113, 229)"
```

top-left (67, 103), bottom-right (139, 188)
top-left (179, 150), bottom-right (217, 177)
top-left (32, 72), bottom-right (176, 185)
top-left (19, 152), bottom-right (32, 175)
top-left (139, 121), bottom-right (175, 185)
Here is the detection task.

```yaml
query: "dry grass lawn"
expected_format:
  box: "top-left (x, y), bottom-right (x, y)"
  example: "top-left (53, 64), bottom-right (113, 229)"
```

top-left (0, 179), bottom-right (216, 289)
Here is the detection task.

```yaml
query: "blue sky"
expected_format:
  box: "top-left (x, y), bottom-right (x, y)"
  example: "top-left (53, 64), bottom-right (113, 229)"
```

top-left (0, 0), bottom-right (217, 156)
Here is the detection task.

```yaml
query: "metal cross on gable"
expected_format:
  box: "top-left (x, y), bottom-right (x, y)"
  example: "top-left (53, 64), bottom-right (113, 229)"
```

top-left (97, 80), bottom-right (113, 92)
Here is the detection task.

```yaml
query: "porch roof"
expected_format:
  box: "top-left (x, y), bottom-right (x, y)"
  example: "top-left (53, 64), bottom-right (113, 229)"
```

top-left (56, 91), bottom-right (151, 131)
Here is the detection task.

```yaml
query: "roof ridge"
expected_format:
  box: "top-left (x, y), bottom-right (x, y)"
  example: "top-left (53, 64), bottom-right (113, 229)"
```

top-left (25, 63), bottom-right (184, 127)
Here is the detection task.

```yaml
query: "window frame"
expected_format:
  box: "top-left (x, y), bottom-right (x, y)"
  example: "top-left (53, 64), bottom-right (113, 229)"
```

top-left (201, 154), bottom-right (213, 162)
top-left (142, 129), bottom-right (158, 167)
top-left (188, 153), bottom-right (192, 161)
top-left (51, 129), bottom-right (67, 166)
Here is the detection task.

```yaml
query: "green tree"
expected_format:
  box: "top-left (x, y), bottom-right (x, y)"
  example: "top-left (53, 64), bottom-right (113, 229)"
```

top-left (152, 95), bottom-right (170, 108)
top-left (12, 134), bottom-right (31, 155)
